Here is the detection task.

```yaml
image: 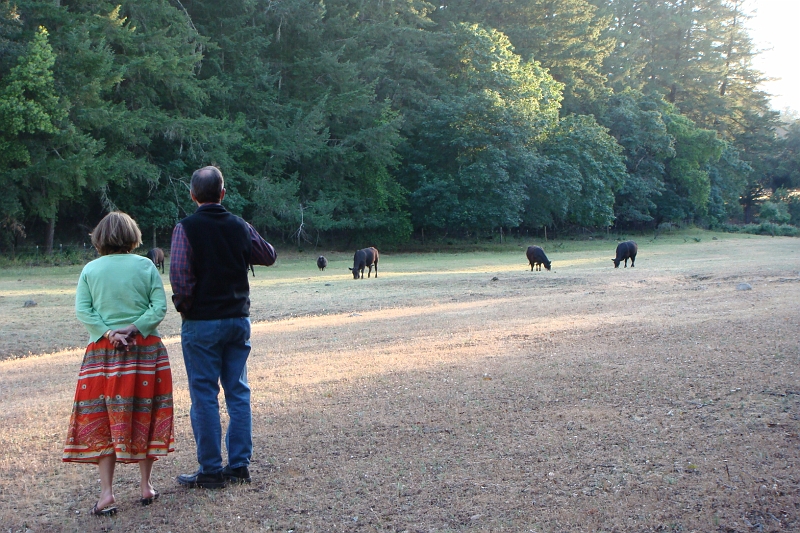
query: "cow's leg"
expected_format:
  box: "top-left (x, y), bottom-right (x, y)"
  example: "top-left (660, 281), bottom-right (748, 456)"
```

top-left (630, 256), bottom-right (635, 267)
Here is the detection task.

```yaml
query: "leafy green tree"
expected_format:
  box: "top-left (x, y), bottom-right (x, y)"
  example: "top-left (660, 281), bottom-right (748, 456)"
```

top-left (433, 0), bottom-right (614, 115)
top-left (534, 114), bottom-right (627, 228)
top-left (707, 144), bottom-right (750, 224)
top-left (757, 201), bottom-right (790, 224)
top-left (734, 106), bottom-right (780, 223)
top-left (656, 109), bottom-right (724, 223)
top-left (400, 23), bottom-right (563, 235)
top-left (598, 90), bottom-right (674, 224)
top-left (0, 0), bottom-right (789, 250)
top-left (769, 120), bottom-right (800, 191)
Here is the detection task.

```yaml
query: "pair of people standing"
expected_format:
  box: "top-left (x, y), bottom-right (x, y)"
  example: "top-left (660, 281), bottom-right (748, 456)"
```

top-left (63, 166), bottom-right (276, 515)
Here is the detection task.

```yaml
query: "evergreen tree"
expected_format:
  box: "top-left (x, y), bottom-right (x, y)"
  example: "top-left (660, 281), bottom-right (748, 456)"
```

top-left (433, 0), bottom-right (614, 115)
top-left (0, 25), bottom-right (102, 252)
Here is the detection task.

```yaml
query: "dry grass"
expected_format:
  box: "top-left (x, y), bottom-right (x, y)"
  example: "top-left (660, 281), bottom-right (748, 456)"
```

top-left (1, 232), bottom-right (799, 532)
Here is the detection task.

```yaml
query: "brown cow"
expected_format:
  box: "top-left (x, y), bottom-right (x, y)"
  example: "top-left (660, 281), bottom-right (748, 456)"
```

top-left (146, 247), bottom-right (165, 273)
top-left (349, 247), bottom-right (379, 279)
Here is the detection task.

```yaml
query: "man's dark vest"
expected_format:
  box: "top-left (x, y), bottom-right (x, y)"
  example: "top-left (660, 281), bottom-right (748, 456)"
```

top-left (180, 203), bottom-right (252, 320)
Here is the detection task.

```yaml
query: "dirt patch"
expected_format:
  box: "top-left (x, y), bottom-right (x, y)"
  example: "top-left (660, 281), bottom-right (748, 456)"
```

top-left (0, 234), bottom-right (799, 531)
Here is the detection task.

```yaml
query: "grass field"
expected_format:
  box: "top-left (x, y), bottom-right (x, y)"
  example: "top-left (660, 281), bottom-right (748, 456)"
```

top-left (0, 230), bottom-right (799, 532)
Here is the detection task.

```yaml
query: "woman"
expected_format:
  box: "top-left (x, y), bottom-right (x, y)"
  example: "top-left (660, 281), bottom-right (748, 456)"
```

top-left (63, 212), bottom-right (175, 516)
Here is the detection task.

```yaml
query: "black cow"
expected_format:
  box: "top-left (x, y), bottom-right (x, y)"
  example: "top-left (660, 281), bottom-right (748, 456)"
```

top-left (526, 245), bottom-right (551, 271)
top-left (349, 247), bottom-right (379, 279)
top-left (146, 247), bottom-right (165, 273)
top-left (612, 240), bottom-right (637, 268)
top-left (317, 256), bottom-right (328, 271)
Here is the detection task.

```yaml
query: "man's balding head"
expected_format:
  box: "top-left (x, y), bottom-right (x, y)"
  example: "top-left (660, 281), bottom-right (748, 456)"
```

top-left (191, 166), bottom-right (225, 204)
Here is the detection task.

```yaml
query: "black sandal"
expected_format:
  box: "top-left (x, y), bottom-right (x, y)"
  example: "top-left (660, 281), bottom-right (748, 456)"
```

top-left (91, 502), bottom-right (118, 516)
top-left (140, 489), bottom-right (160, 506)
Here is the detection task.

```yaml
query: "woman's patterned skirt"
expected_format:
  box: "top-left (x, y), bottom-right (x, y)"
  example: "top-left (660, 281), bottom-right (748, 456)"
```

top-left (63, 335), bottom-right (175, 463)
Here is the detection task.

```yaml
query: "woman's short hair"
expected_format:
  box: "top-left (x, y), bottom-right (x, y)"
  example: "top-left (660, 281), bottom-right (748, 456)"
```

top-left (91, 211), bottom-right (142, 255)
top-left (191, 166), bottom-right (224, 203)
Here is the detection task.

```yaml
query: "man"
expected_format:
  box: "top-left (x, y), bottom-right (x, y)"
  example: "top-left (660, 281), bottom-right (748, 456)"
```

top-left (170, 166), bottom-right (276, 488)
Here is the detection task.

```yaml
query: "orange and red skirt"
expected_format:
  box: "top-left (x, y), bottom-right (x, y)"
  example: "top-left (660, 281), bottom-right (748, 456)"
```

top-left (63, 335), bottom-right (175, 463)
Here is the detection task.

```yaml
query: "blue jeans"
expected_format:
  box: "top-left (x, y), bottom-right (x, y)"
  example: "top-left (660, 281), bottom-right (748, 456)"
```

top-left (181, 317), bottom-right (252, 474)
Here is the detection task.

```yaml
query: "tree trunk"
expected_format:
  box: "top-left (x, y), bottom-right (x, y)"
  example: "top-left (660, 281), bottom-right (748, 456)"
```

top-left (152, 226), bottom-right (157, 249)
top-left (743, 202), bottom-right (753, 224)
top-left (45, 217), bottom-right (55, 255)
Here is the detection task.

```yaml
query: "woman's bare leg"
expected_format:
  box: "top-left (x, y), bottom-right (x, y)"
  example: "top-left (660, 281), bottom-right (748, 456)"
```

top-left (139, 458), bottom-right (156, 500)
top-left (96, 454), bottom-right (116, 509)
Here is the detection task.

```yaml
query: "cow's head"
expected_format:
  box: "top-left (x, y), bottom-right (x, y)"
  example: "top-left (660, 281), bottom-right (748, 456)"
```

top-left (349, 267), bottom-right (360, 279)
top-left (612, 258), bottom-right (620, 268)
top-left (544, 260), bottom-right (552, 271)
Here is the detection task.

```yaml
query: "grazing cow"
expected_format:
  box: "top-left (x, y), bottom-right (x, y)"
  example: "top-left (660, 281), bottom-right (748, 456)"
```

top-left (146, 247), bottom-right (165, 273)
top-left (317, 255), bottom-right (328, 271)
top-left (612, 240), bottom-right (637, 268)
top-left (526, 245), bottom-right (551, 271)
top-left (349, 247), bottom-right (379, 279)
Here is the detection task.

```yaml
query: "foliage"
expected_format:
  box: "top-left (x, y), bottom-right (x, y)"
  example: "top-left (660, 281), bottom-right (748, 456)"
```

top-left (432, 0), bottom-right (614, 115)
top-left (0, 0), bottom-right (795, 254)
top-left (757, 201), bottom-right (790, 225)
top-left (533, 114), bottom-right (626, 227)
top-left (707, 144), bottom-right (751, 223)
top-left (400, 23), bottom-right (562, 234)
top-left (656, 109), bottom-right (724, 223)
top-left (717, 222), bottom-right (799, 237)
top-left (598, 90), bottom-right (674, 224)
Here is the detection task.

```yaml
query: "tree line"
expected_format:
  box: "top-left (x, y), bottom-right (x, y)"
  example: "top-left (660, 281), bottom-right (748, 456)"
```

top-left (1, 0), bottom-right (799, 253)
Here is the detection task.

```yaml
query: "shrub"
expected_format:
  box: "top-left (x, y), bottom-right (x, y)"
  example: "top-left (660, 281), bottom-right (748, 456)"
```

top-left (715, 222), bottom-right (799, 237)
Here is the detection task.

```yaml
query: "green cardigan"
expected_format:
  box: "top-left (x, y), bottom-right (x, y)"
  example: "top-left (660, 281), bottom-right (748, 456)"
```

top-left (75, 253), bottom-right (167, 343)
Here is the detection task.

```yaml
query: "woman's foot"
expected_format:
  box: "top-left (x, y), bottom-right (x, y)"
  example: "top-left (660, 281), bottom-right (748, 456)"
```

top-left (139, 458), bottom-right (157, 504)
top-left (140, 488), bottom-right (160, 506)
top-left (91, 494), bottom-right (117, 516)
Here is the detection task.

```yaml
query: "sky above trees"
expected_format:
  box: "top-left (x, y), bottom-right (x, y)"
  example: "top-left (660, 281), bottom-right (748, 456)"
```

top-left (746, 0), bottom-right (800, 112)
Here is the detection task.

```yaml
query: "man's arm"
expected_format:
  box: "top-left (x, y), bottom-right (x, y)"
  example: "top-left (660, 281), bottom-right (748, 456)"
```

top-left (248, 223), bottom-right (277, 266)
top-left (169, 223), bottom-right (196, 314)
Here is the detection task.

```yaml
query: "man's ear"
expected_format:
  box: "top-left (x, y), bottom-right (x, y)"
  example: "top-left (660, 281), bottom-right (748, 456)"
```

top-left (220, 188), bottom-right (226, 202)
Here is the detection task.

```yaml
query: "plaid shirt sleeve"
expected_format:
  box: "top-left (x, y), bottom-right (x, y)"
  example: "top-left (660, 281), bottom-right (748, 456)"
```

top-left (248, 223), bottom-right (277, 266)
top-left (169, 223), bottom-right (195, 314)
